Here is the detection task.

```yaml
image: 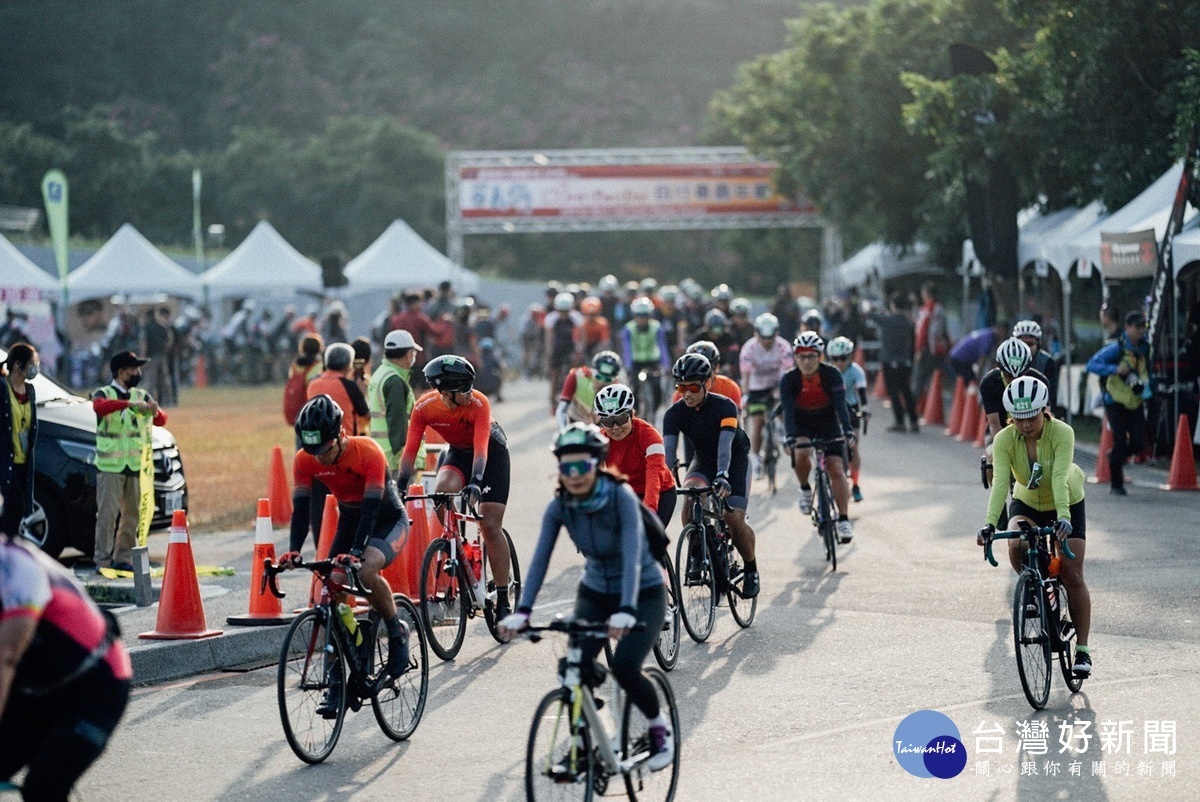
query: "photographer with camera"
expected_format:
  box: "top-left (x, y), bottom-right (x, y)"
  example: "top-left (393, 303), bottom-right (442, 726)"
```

top-left (1086, 311), bottom-right (1151, 496)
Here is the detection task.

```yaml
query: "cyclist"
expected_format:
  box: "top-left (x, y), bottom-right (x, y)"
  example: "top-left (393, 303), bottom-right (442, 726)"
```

top-left (739, 313), bottom-right (792, 480)
top-left (499, 424), bottom-right (673, 771)
top-left (0, 502), bottom-right (131, 800)
top-left (978, 377), bottom-right (1092, 678)
top-left (594, 384), bottom-right (677, 525)
top-left (825, 336), bottom-right (869, 502)
top-left (396, 355), bottom-right (514, 620)
top-left (544, 291), bottom-right (583, 413)
top-left (692, 308), bottom-right (740, 379)
top-left (780, 332), bottom-right (856, 543)
top-left (620, 297), bottom-right (670, 420)
top-left (655, 285), bottom-right (688, 360)
top-left (727, 298), bottom-right (756, 372)
top-left (555, 350), bottom-right (623, 429)
top-left (981, 338), bottom-right (1049, 442)
top-left (577, 296), bottom-right (612, 361)
top-left (673, 341), bottom-right (742, 408)
top-left (662, 353), bottom-right (760, 598)
top-left (282, 395), bottom-right (412, 713)
top-left (1012, 320), bottom-right (1059, 412)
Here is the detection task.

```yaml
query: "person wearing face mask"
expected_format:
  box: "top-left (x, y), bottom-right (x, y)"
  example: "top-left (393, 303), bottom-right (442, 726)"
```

top-left (92, 351), bottom-right (166, 572)
top-left (0, 343), bottom-right (40, 535)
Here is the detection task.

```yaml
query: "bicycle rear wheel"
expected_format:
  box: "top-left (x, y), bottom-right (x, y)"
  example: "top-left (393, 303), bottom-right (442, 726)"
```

top-left (675, 524), bottom-right (716, 643)
top-left (653, 555), bottom-right (681, 671)
top-left (526, 688), bottom-right (596, 801)
top-left (419, 537), bottom-right (467, 660)
top-left (622, 666), bottom-right (680, 802)
top-left (372, 596), bottom-right (429, 741)
top-left (1013, 572), bottom-right (1052, 709)
top-left (277, 608), bottom-right (345, 764)
top-left (1055, 582), bottom-right (1084, 692)
top-left (763, 435), bottom-right (778, 496)
top-left (483, 528), bottom-right (523, 643)
top-left (726, 548), bottom-right (756, 629)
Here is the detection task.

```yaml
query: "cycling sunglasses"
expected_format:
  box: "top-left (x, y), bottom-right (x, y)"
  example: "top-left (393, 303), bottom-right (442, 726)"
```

top-left (675, 383), bottom-right (704, 394)
top-left (558, 457), bottom-right (599, 477)
top-left (829, 355), bottom-right (851, 363)
top-left (597, 412), bottom-right (632, 428)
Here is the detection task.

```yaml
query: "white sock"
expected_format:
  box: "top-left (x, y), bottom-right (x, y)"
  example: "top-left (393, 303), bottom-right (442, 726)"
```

top-left (651, 713), bottom-right (670, 729)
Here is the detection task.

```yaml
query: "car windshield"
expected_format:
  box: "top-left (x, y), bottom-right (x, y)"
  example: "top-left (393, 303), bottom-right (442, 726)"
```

top-left (0, 346), bottom-right (78, 403)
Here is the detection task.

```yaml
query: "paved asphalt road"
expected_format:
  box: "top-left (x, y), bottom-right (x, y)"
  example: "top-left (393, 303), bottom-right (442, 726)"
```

top-left (73, 378), bottom-right (1199, 801)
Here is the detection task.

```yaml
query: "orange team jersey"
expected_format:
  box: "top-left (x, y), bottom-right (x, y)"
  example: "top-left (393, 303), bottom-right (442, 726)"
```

top-left (796, 371), bottom-right (832, 411)
top-left (604, 417), bottom-right (675, 511)
top-left (579, 316), bottom-right (611, 347)
top-left (671, 374), bottom-right (742, 407)
top-left (402, 389), bottom-right (493, 463)
top-left (293, 436), bottom-right (388, 502)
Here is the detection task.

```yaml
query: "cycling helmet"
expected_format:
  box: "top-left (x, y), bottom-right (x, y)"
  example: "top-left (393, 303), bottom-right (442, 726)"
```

top-left (730, 297), bottom-right (752, 316)
top-left (580, 297), bottom-right (602, 315)
top-left (455, 296), bottom-right (475, 310)
top-left (793, 331), bottom-right (824, 353)
top-left (295, 395), bottom-right (344, 454)
top-left (424, 354), bottom-right (476, 393)
top-left (825, 336), bottom-right (855, 359)
top-left (1012, 319), bottom-right (1043, 341)
top-left (639, 277), bottom-right (659, 294)
top-left (704, 309), bottom-right (727, 329)
top-left (630, 297), bottom-right (654, 317)
top-left (754, 313), bottom-right (780, 337)
top-left (594, 383), bottom-right (635, 417)
top-left (802, 310), bottom-right (823, 329)
top-left (546, 280), bottom-right (563, 294)
top-left (598, 274), bottom-right (619, 292)
top-left (995, 337), bottom-right (1033, 378)
top-left (710, 283), bottom-right (732, 302)
top-left (565, 282), bottom-right (582, 297)
top-left (591, 350), bottom-right (622, 381)
top-left (685, 340), bottom-right (721, 368)
top-left (672, 352), bottom-right (714, 383)
top-left (553, 422), bottom-right (610, 459)
top-left (1003, 376), bottom-right (1050, 419)
top-left (553, 292), bottom-right (575, 312)
top-left (659, 285), bottom-right (680, 303)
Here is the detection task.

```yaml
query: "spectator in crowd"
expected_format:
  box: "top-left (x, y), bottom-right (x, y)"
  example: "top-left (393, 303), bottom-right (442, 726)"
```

top-left (426, 280), bottom-right (457, 325)
top-left (1099, 303), bottom-right (1122, 343)
top-left (389, 293), bottom-right (437, 367)
top-left (366, 330), bottom-right (421, 476)
top-left (1086, 311), bottom-right (1151, 495)
top-left (948, 321), bottom-right (1009, 386)
top-left (771, 283), bottom-right (802, 343)
top-left (141, 307), bottom-right (174, 406)
top-left (321, 301), bottom-right (349, 345)
top-left (0, 344), bottom-right (39, 535)
top-left (308, 343), bottom-right (370, 437)
top-left (352, 336), bottom-right (373, 397)
top-left (870, 293), bottom-right (920, 433)
top-left (0, 310), bottom-right (30, 350)
top-left (913, 282), bottom-right (950, 403)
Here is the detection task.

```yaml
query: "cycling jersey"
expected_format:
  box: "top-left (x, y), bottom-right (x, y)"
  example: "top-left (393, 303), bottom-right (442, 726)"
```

top-left (779, 364), bottom-right (853, 440)
top-left (986, 417), bottom-right (1085, 526)
top-left (838, 362), bottom-right (868, 410)
top-left (739, 335), bottom-right (793, 393)
top-left (604, 417), bottom-right (676, 511)
top-left (558, 366), bottom-right (601, 424)
top-left (662, 392), bottom-right (751, 508)
top-left (621, 320), bottom-right (669, 368)
top-left (402, 389), bottom-right (494, 461)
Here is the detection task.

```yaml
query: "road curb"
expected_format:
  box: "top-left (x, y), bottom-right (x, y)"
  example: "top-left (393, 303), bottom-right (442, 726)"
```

top-left (129, 625), bottom-right (286, 686)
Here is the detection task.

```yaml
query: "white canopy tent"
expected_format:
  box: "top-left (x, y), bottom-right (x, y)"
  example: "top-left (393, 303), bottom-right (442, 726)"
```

top-left (344, 220), bottom-right (480, 295)
top-left (201, 220), bottom-right (322, 303)
top-left (833, 241), bottom-right (933, 293)
top-left (1018, 201), bottom-right (1106, 278)
top-left (1170, 219), bottom-right (1200, 276)
top-left (0, 233), bottom-right (58, 296)
top-left (66, 223), bottom-right (202, 303)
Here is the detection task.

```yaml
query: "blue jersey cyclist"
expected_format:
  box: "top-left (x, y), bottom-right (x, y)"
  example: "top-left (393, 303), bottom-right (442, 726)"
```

top-left (825, 336), bottom-right (868, 503)
top-left (661, 353), bottom-right (760, 599)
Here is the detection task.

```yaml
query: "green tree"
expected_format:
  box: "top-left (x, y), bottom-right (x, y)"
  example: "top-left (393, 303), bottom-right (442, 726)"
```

top-left (0, 123), bottom-right (69, 208)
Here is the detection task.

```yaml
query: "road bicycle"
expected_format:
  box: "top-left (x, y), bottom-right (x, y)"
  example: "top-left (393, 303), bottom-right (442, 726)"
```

top-left (792, 437), bottom-right (847, 572)
top-left (983, 523), bottom-right (1083, 709)
top-left (674, 486), bottom-right (755, 643)
top-left (652, 555), bottom-right (680, 671)
top-left (631, 364), bottom-right (663, 424)
top-left (416, 491), bottom-right (522, 660)
top-left (758, 402), bottom-right (784, 495)
top-left (262, 558), bottom-right (429, 764)
top-left (521, 618), bottom-right (680, 801)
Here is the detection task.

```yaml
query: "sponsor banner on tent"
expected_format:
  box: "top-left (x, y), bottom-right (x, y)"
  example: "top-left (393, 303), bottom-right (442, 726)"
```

top-left (1100, 229), bottom-right (1157, 278)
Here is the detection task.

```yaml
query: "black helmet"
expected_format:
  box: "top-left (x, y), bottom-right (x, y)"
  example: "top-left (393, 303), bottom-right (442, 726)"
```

top-left (685, 340), bottom-right (721, 368)
top-left (552, 422), bottom-right (609, 459)
top-left (672, 352), bottom-right (713, 384)
top-left (295, 394), bottom-right (343, 454)
top-left (424, 354), bottom-right (476, 392)
top-left (591, 350), bottom-right (622, 381)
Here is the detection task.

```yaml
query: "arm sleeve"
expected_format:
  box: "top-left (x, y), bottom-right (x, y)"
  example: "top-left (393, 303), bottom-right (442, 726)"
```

top-left (342, 378), bottom-right (371, 416)
top-left (642, 437), bottom-right (666, 511)
top-left (986, 432), bottom-right (1013, 526)
top-left (620, 327), bottom-right (633, 367)
top-left (1050, 423), bottom-right (1075, 520)
top-left (780, 373), bottom-right (797, 438)
top-left (856, 388), bottom-right (868, 408)
top-left (661, 407), bottom-right (679, 471)
top-left (289, 486), bottom-right (312, 553)
top-left (555, 399), bottom-right (571, 429)
top-left (825, 369), bottom-right (853, 433)
top-left (716, 429), bottom-right (734, 476)
top-left (656, 327), bottom-right (670, 369)
top-left (517, 501), bottom-right (564, 614)
top-left (558, 370), bottom-right (578, 402)
top-left (616, 485), bottom-right (644, 612)
top-left (739, 341), bottom-right (753, 382)
top-left (383, 376), bottom-right (409, 455)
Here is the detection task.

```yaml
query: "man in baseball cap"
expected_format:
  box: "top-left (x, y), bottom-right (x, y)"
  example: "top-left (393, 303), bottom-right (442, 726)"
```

top-left (367, 331), bottom-right (422, 473)
top-left (109, 350), bottom-right (149, 375)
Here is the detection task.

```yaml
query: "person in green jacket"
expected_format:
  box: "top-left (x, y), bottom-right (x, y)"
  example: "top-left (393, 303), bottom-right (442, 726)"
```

top-left (367, 330), bottom-right (422, 479)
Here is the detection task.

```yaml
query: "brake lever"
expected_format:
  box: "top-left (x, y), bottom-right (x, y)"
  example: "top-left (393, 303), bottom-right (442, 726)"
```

top-left (262, 559), bottom-right (286, 599)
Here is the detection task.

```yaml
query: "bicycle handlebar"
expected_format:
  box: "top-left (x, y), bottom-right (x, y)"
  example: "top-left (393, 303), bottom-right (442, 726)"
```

top-left (982, 524), bottom-right (1076, 567)
top-left (260, 557), bottom-right (374, 600)
top-left (518, 617), bottom-right (648, 644)
top-left (674, 485), bottom-right (731, 511)
top-left (402, 490), bottom-right (479, 517)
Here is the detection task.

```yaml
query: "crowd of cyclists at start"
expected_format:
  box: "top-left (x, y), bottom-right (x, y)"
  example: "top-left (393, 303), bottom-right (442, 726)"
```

top-left (0, 274), bottom-right (1097, 797)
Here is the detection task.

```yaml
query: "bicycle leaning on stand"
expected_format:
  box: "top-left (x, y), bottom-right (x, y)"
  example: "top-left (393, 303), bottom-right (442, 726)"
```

top-left (262, 558), bottom-right (429, 764)
top-left (982, 522), bottom-right (1083, 710)
top-left (521, 618), bottom-right (681, 801)
top-left (674, 486), bottom-right (756, 643)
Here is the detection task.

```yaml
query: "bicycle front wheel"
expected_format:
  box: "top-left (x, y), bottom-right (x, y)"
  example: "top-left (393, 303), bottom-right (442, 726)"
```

top-left (1055, 582), bottom-right (1083, 693)
top-left (526, 688), bottom-right (595, 801)
top-left (763, 435), bottom-right (778, 496)
top-left (277, 608), bottom-right (345, 764)
top-left (420, 537), bottom-right (467, 660)
top-left (483, 528), bottom-right (523, 643)
top-left (653, 555), bottom-right (681, 671)
top-left (372, 595), bottom-right (429, 741)
top-left (1013, 572), bottom-right (1052, 709)
top-left (675, 524), bottom-right (716, 643)
top-left (622, 666), bottom-right (680, 802)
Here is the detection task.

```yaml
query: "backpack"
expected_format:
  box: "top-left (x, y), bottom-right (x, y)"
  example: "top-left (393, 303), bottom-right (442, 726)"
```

top-left (638, 501), bottom-right (670, 565)
top-left (283, 369), bottom-right (308, 425)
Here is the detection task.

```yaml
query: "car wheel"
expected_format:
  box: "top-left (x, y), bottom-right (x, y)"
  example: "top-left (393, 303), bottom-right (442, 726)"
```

top-left (29, 490), bottom-right (70, 559)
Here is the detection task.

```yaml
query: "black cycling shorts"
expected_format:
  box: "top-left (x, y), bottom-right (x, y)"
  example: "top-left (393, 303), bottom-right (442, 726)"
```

top-left (332, 503), bottom-right (409, 564)
top-left (745, 389), bottom-right (775, 415)
top-left (685, 446), bottom-right (751, 511)
top-left (791, 407), bottom-right (845, 457)
top-left (437, 424), bottom-right (511, 505)
top-left (1007, 498), bottom-right (1087, 541)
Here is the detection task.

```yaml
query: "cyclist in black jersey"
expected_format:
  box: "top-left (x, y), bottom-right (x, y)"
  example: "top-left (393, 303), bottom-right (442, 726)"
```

top-left (661, 353), bottom-right (760, 598)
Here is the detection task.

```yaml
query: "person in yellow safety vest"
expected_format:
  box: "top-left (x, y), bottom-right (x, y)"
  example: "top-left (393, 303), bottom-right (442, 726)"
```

top-left (91, 350), bottom-right (167, 572)
top-left (367, 329), bottom-right (423, 478)
top-left (555, 350), bottom-right (622, 428)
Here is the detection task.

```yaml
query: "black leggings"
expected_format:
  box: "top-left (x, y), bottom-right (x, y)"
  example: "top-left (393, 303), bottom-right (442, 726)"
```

top-left (573, 583), bottom-right (666, 719)
top-left (0, 667), bottom-right (130, 801)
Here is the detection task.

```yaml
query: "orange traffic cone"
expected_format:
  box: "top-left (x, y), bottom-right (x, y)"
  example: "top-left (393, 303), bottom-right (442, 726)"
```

top-left (872, 370), bottom-right (888, 401)
top-left (974, 401), bottom-right (989, 447)
top-left (228, 499), bottom-right (294, 626)
top-left (944, 377), bottom-right (966, 436)
top-left (140, 510), bottom-right (223, 640)
top-left (193, 354), bottom-right (208, 389)
top-left (956, 389), bottom-right (980, 443)
top-left (1094, 414), bottom-right (1113, 484)
top-left (306, 495), bottom-right (340, 608)
top-left (1166, 415), bottom-right (1199, 490)
top-left (268, 445), bottom-right (292, 525)
top-left (403, 486), bottom-right (435, 602)
top-left (921, 369), bottom-right (945, 426)
top-left (854, 346), bottom-right (865, 367)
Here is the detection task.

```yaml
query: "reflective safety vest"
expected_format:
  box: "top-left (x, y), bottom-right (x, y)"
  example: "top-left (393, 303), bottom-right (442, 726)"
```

top-left (567, 367), bottom-right (599, 424)
top-left (367, 360), bottom-right (415, 470)
top-left (94, 385), bottom-right (152, 474)
top-left (625, 320), bottom-right (662, 364)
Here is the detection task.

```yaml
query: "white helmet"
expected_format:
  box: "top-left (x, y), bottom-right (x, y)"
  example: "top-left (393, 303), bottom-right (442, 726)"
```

top-left (793, 331), bottom-right (824, 352)
top-left (1012, 319), bottom-right (1043, 341)
top-left (995, 337), bottom-right (1032, 378)
top-left (825, 336), bottom-right (855, 359)
top-left (710, 283), bottom-right (732, 301)
top-left (553, 292), bottom-right (575, 312)
top-left (730, 297), bottom-right (752, 316)
top-left (639, 277), bottom-right (659, 294)
top-left (599, 274), bottom-right (620, 292)
top-left (594, 383), bottom-right (635, 417)
top-left (753, 313), bottom-right (779, 337)
top-left (1003, 376), bottom-right (1050, 419)
top-left (629, 297), bottom-right (654, 316)
top-left (659, 285), bottom-right (680, 303)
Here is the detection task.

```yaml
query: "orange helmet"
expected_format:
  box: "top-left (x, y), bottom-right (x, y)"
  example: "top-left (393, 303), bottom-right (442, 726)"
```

top-left (580, 297), bottom-right (602, 315)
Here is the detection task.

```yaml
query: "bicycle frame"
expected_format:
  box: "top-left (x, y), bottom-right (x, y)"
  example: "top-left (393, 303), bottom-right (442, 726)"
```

top-left (795, 437), bottom-right (846, 526)
top-left (425, 492), bottom-right (488, 611)
top-left (984, 524), bottom-right (1076, 647)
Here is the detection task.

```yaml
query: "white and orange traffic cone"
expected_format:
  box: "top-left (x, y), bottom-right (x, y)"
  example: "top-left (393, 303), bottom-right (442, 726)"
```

top-left (140, 510), bottom-right (223, 640)
top-left (228, 499), bottom-right (294, 626)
